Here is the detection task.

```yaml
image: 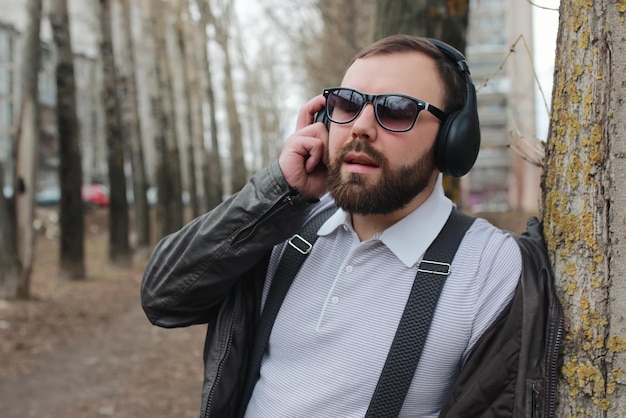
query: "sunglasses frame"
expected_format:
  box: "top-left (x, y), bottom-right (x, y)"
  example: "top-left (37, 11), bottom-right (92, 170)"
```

top-left (323, 87), bottom-right (447, 133)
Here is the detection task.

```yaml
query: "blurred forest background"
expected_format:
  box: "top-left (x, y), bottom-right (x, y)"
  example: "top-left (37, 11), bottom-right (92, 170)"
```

top-left (0, 0), bottom-right (560, 414)
top-left (0, 0), bottom-right (554, 299)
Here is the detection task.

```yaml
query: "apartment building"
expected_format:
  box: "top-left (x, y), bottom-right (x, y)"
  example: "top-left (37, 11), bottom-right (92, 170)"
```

top-left (0, 0), bottom-right (104, 189)
top-left (465, 0), bottom-right (543, 213)
top-left (0, 21), bottom-right (19, 179)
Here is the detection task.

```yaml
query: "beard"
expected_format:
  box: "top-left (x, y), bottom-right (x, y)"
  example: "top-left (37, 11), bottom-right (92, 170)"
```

top-left (327, 139), bottom-right (436, 215)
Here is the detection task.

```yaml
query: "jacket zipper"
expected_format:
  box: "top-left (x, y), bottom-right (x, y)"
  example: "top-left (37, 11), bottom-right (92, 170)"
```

top-left (204, 294), bottom-right (241, 418)
top-left (544, 298), bottom-right (564, 417)
top-left (203, 192), bottom-right (297, 417)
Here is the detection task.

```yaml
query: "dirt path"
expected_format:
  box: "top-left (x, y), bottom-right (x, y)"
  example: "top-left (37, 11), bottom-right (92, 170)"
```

top-left (0, 213), bottom-right (207, 418)
top-left (0, 281), bottom-right (206, 418)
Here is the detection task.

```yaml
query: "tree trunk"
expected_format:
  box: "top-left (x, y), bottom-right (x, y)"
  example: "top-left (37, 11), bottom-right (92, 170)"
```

top-left (99, 0), bottom-right (131, 266)
top-left (147, 0), bottom-right (184, 238)
top-left (376, 0), bottom-right (469, 48)
top-left (198, 0), bottom-right (223, 210)
top-left (0, 163), bottom-right (19, 298)
top-left (50, 0), bottom-right (86, 279)
top-left (222, 41), bottom-right (246, 193)
top-left (120, 0), bottom-right (151, 252)
top-left (542, 1), bottom-right (626, 415)
top-left (203, 0), bottom-right (246, 194)
top-left (14, 0), bottom-right (43, 299)
top-left (311, 0), bottom-right (376, 94)
top-left (240, 40), bottom-right (282, 170)
top-left (186, 8), bottom-right (210, 212)
top-left (376, 0), bottom-right (469, 205)
top-left (175, 0), bottom-right (200, 218)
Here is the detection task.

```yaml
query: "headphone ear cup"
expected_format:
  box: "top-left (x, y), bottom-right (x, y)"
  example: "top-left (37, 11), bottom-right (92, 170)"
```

top-left (436, 82), bottom-right (481, 177)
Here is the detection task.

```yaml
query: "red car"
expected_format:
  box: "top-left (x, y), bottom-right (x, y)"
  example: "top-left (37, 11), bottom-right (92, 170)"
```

top-left (82, 184), bottom-right (110, 207)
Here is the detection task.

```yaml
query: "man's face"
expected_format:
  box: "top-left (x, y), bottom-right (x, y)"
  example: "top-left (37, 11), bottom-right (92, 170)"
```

top-left (327, 51), bottom-right (445, 215)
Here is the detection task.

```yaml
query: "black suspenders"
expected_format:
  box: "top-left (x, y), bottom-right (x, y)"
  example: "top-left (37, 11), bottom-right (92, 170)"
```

top-left (240, 207), bottom-right (475, 417)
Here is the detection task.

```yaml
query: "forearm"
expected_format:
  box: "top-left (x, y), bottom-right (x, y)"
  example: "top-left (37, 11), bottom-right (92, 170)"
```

top-left (141, 161), bottom-right (312, 327)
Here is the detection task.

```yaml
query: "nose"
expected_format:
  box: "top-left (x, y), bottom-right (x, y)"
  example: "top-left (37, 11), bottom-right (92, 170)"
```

top-left (350, 102), bottom-right (377, 141)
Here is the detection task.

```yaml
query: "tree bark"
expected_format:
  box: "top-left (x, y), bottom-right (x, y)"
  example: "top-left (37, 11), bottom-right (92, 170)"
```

top-left (376, 0), bottom-right (469, 49)
top-left (14, 0), bottom-right (43, 299)
top-left (197, 0), bottom-right (223, 210)
top-left (99, 0), bottom-right (131, 266)
top-left (175, 0), bottom-right (200, 218)
top-left (542, 1), bottom-right (626, 415)
top-left (0, 162), bottom-right (19, 298)
top-left (50, 0), bottom-right (86, 279)
top-left (203, 0), bottom-right (246, 194)
top-left (186, 8), bottom-right (210, 212)
top-left (120, 0), bottom-right (151, 251)
top-left (146, 0), bottom-right (184, 238)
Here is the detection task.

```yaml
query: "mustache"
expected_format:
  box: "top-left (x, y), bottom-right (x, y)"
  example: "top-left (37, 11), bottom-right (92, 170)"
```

top-left (336, 139), bottom-right (387, 166)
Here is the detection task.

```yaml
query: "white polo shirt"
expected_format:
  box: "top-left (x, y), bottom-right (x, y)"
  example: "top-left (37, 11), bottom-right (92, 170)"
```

top-left (246, 180), bottom-right (522, 417)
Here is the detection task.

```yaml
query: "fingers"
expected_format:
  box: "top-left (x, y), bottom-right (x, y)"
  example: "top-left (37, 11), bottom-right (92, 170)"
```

top-left (277, 94), bottom-right (330, 200)
top-left (295, 94), bottom-right (326, 131)
top-left (279, 122), bottom-right (329, 200)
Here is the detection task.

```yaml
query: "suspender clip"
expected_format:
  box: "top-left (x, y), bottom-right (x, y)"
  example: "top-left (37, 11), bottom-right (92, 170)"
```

top-left (288, 234), bottom-right (313, 254)
top-left (417, 260), bottom-right (451, 276)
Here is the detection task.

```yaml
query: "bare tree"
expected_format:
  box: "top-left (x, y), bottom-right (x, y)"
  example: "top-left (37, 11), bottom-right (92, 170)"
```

top-left (543, 1), bottom-right (626, 415)
top-left (0, 163), bottom-right (19, 298)
top-left (175, 0), bottom-right (201, 218)
top-left (203, 0), bottom-right (246, 194)
top-left (186, 2), bottom-right (211, 212)
top-left (98, 0), bottom-right (131, 265)
top-left (14, 0), bottom-right (43, 299)
top-left (49, 0), bottom-right (86, 279)
top-left (145, 0), bottom-right (184, 238)
top-left (196, 0), bottom-right (223, 209)
top-left (313, 0), bottom-right (376, 92)
top-left (119, 0), bottom-right (151, 252)
top-left (376, 0), bottom-right (469, 49)
top-left (239, 39), bottom-right (283, 169)
top-left (260, 0), bottom-right (376, 97)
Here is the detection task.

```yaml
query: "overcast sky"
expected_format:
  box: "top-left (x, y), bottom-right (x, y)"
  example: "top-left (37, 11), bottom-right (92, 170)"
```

top-left (531, 1), bottom-right (560, 139)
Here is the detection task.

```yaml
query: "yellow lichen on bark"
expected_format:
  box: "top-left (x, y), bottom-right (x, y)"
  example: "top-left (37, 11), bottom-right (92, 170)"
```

top-left (571, 3), bottom-right (590, 32)
top-left (585, 125), bottom-right (603, 167)
top-left (583, 87), bottom-right (593, 120)
top-left (607, 369), bottom-right (624, 395)
top-left (567, 83), bottom-right (583, 104)
top-left (567, 154), bottom-right (582, 188)
top-left (581, 209), bottom-right (598, 251)
top-left (579, 27), bottom-right (591, 49)
top-left (564, 279), bottom-right (580, 295)
top-left (607, 335), bottom-right (626, 353)
top-left (562, 357), bottom-right (606, 402)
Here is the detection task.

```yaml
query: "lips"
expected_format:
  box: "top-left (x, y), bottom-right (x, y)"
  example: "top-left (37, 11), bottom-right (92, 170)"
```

top-left (343, 152), bottom-right (380, 168)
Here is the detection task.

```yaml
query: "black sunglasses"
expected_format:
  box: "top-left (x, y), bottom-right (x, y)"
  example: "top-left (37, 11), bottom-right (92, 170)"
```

top-left (323, 87), bottom-right (447, 133)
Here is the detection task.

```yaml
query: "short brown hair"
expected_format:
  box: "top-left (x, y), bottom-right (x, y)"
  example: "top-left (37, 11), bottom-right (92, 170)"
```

top-left (349, 34), bottom-right (466, 113)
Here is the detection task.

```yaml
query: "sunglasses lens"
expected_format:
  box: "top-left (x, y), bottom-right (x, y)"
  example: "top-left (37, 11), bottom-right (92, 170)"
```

top-left (376, 96), bottom-right (419, 131)
top-left (327, 90), bottom-right (363, 123)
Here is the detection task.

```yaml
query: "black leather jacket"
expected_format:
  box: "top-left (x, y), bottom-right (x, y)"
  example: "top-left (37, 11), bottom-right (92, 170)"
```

top-left (141, 162), bottom-right (563, 418)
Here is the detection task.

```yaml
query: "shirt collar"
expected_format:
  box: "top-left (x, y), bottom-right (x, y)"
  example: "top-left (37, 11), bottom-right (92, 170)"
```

top-left (317, 174), bottom-right (453, 268)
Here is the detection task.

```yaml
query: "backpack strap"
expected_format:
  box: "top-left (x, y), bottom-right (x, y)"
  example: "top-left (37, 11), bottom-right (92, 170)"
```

top-left (365, 209), bottom-right (475, 417)
top-left (240, 204), bottom-right (337, 412)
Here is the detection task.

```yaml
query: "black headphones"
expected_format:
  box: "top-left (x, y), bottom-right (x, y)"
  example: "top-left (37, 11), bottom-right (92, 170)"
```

top-left (427, 38), bottom-right (481, 177)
